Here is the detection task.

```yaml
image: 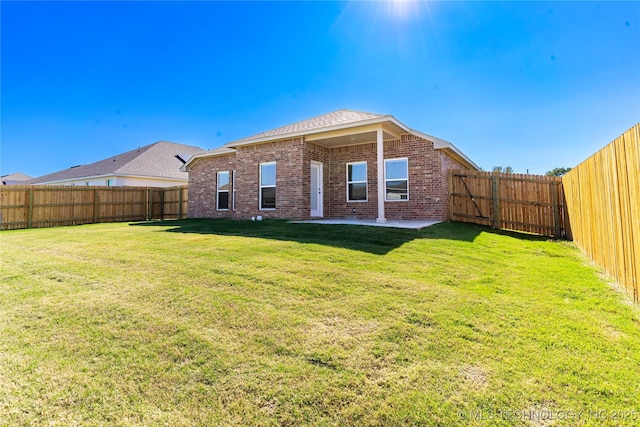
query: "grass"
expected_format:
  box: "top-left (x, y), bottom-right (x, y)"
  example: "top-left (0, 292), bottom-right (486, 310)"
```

top-left (1, 219), bottom-right (639, 426)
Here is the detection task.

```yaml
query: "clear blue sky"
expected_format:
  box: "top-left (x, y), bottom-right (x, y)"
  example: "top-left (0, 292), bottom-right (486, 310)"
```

top-left (2, 1), bottom-right (639, 177)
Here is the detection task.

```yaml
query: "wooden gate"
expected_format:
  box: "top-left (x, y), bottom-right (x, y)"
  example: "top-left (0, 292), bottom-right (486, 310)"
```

top-left (449, 170), bottom-right (567, 238)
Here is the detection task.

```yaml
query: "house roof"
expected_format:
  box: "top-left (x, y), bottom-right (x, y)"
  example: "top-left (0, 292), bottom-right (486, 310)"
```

top-left (183, 109), bottom-right (479, 170)
top-left (1, 172), bottom-right (33, 185)
top-left (30, 141), bottom-right (205, 184)
top-left (229, 109), bottom-right (386, 146)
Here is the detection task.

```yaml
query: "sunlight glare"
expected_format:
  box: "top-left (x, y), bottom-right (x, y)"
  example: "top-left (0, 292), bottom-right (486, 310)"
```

top-left (387, 0), bottom-right (423, 21)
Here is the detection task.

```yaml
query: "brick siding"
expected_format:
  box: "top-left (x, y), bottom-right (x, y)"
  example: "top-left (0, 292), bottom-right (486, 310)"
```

top-left (188, 134), bottom-right (469, 221)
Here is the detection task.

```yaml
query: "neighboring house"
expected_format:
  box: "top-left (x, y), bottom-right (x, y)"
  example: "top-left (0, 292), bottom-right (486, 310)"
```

top-left (1, 172), bottom-right (33, 185)
top-left (183, 109), bottom-right (479, 222)
top-left (30, 141), bottom-right (204, 188)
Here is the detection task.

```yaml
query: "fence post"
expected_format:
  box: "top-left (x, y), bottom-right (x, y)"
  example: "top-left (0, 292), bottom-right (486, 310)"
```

top-left (27, 187), bottom-right (34, 229)
top-left (178, 187), bottom-right (183, 219)
top-left (146, 188), bottom-right (152, 221)
top-left (160, 190), bottom-right (165, 220)
top-left (93, 188), bottom-right (99, 224)
top-left (551, 181), bottom-right (561, 238)
top-left (491, 175), bottom-right (501, 229)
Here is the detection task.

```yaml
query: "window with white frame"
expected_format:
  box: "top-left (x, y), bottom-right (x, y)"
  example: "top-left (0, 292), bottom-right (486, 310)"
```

top-left (384, 158), bottom-right (409, 201)
top-left (347, 162), bottom-right (367, 202)
top-left (217, 171), bottom-right (230, 210)
top-left (259, 162), bottom-right (276, 210)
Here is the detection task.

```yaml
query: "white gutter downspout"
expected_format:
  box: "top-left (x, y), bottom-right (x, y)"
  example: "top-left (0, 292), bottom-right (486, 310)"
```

top-left (376, 126), bottom-right (386, 224)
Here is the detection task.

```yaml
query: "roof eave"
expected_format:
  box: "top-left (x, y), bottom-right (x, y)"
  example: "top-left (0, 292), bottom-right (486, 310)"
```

top-left (33, 173), bottom-right (188, 185)
top-left (411, 129), bottom-right (480, 171)
top-left (181, 147), bottom-right (237, 171)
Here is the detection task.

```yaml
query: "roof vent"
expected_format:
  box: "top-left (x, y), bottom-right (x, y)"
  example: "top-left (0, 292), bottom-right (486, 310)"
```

top-left (70, 165), bottom-right (82, 169)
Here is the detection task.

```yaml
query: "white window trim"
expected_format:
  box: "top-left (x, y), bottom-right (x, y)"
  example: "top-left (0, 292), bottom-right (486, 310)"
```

top-left (346, 161), bottom-right (368, 202)
top-left (232, 170), bottom-right (236, 211)
top-left (217, 171), bottom-right (230, 211)
top-left (384, 157), bottom-right (409, 202)
top-left (259, 162), bottom-right (276, 211)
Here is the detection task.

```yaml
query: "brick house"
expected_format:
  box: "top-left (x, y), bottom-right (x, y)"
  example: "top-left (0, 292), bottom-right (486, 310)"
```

top-left (183, 110), bottom-right (479, 222)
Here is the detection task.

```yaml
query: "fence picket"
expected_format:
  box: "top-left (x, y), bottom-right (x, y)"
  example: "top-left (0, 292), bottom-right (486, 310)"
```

top-left (562, 123), bottom-right (639, 303)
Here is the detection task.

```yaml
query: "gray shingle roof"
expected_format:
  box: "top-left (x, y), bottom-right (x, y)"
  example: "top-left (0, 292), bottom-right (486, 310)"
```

top-left (1, 172), bottom-right (33, 185)
top-left (30, 141), bottom-right (205, 184)
top-left (229, 109), bottom-right (386, 145)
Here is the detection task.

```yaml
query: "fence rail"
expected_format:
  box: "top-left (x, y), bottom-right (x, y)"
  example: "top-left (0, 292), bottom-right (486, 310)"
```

top-left (563, 124), bottom-right (639, 304)
top-left (0, 185), bottom-right (188, 230)
top-left (449, 170), bottom-right (566, 238)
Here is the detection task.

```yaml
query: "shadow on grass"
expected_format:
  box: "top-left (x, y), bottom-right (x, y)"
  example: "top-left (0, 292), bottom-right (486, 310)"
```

top-left (130, 219), bottom-right (549, 255)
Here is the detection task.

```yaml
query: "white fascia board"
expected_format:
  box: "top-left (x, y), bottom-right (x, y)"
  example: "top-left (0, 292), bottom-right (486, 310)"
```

top-left (35, 174), bottom-right (187, 185)
top-left (226, 115), bottom-right (411, 148)
top-left (34, 173), bottom-right (117, 185)
top-left (410, 129), bottom-right (480, 171)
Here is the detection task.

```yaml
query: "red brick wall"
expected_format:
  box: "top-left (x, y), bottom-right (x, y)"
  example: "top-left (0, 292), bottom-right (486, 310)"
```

top-left (235, 138), bottom-right (306, 219)
top-left (187, 153), bottom-right (236, 218)
top-left (188, 134), bottom-right (470, 221)
top-left (327, 143), bottom-right (378, 219)
top-left (383, 135), bottom-right (449, 220)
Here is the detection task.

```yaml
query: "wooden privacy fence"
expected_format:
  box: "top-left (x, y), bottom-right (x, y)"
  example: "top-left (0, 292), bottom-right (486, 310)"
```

top-left (449, 170), bottom-right (566, 238)
top-left (563, 123), bottom-right (639, 304)
top-left (0, 185), bottom-right (188, 230)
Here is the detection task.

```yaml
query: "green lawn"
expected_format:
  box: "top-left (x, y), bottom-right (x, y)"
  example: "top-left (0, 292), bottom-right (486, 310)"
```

top-left (1, 220), bottom-right (639, 426)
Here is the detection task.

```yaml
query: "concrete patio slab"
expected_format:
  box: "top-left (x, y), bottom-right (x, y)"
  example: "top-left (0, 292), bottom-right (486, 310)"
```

top-left (290, 219), bottom-right (441, 230)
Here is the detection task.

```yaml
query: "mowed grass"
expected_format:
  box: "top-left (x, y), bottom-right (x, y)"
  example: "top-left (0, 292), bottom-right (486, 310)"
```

top-left (1, 220), bottom-right (639, 426)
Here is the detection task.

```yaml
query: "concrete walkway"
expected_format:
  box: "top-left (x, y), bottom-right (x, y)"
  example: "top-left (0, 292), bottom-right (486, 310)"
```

top-left (290, 219), bottom-right (441, 230)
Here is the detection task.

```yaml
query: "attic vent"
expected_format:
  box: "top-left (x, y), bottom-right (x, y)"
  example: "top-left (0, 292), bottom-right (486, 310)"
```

top-left (175, 154), bottom-right (188, 164)
top-left (70, 165), bottom-right (82, 169)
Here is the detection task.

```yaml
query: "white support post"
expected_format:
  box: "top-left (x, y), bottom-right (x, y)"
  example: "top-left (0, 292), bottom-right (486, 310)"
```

top-left (376, 127), bottom-right (386, 224)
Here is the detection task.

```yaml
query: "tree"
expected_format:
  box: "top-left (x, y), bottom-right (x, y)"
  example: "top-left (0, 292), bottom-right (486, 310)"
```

top-left (492, 166), bottom-right (514, 174)
top-left (545, 167), bottom-right (572, 176)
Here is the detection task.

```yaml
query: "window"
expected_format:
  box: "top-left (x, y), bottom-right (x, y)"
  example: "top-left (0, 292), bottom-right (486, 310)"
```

top-left (232, 170), bottom-right (236, 211)
top-left (106, 179), bottom-right (113, 187)
top-left (260, 162), bottom-right (276, 210)
top-left (385, 158), bottom-right (408, 201)
top-left (217, 171), bottom-right (230, 210)
top-left (347, 162), bottom-right (367, 202)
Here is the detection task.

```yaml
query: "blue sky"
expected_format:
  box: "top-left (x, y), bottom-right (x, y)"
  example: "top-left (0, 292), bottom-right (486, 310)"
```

top-left (2, 1), bottom-right (639, 177)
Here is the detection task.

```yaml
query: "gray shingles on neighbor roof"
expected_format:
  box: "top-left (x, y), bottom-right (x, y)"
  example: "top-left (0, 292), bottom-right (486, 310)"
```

top-left (230, 109), bottom-right (386, 145)
top-left (30, 141), bottom-right (205, 184)
top-left (1, 172), bottom-right (33, 185)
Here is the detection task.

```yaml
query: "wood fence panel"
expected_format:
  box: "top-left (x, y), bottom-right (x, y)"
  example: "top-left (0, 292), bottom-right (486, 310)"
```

top-left (0, 186), bottom-right (188, 230)
top-left (563, 123), bottom-right (639, 303)
top-left (160, 186), bottom-right (188, 219)
top-left (450, 170), bottom-right (565, 238)
top-left (0, 187), bottom-right (29, 229)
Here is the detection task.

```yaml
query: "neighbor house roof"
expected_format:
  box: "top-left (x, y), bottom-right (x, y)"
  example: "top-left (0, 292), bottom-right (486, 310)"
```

top-left (1, 172), bottom-right (33, 185)
top-left (30, 141), bottom-right (205, 184)
top-left (184, 109), bottom-right (479, 170)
